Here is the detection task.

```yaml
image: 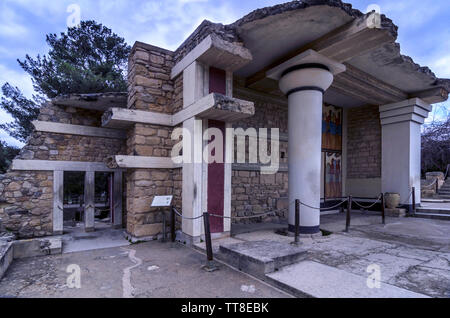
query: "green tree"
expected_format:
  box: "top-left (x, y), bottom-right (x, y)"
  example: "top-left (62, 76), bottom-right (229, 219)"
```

top-left (1, 20), bottom-right (131, 142)
top-left (0, 141), bottom-right (20, 173)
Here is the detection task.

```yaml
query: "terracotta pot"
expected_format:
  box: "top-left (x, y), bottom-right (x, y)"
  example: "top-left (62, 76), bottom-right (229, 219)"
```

top-left (385, 193), bottom-right (400, 209)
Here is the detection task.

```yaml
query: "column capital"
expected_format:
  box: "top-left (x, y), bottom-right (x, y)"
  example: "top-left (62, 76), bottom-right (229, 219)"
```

top-left (379, 98), bottom-right (432, 126)
top-left (267, 49), bottom-right (346, 97)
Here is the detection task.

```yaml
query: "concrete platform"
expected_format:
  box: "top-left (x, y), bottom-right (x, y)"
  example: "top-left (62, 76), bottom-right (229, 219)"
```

top-left (266, 261), bottom-right (429, 298)
top-left (0, 243), bottom-right (13, 280)
top-left (12, 237), bottom-right (62, 259)
top-left (219, 241), bottom-right (308, 280)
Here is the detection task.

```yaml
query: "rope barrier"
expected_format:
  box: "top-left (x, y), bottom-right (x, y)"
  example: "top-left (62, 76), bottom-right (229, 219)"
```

top-left (173, 208), bottom-right (204, 220)
top-left (299, 199), bottom-right (348, 211)
top-left (209, 210), bottom-right (282, 220)
top-left (422, 178), bottom-right (438, 189)
top-left (353, 195), bottom-right (382, 210)
top-left (400, 190), bottom-right (413, 206)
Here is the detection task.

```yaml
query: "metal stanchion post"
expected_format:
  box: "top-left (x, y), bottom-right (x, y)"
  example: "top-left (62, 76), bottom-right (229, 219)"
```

top-left (381, 193), bottom-right (386, 225)
top-left (293, 199), bottom-right (300, 245)
top-left (161, 209), bottom-right (166, 242)
top-left (412, 187), bottom-right (416, 215)
top-left (171, 207), bottom-right (176, 243)
top-left (202, 212), bottom-right (218, 272)
top-left (345, 196), bottom-right (352, 232)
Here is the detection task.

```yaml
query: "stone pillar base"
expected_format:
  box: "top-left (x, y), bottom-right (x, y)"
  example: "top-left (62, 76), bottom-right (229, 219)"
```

top-left (385, 208), bottom-right (407, 218)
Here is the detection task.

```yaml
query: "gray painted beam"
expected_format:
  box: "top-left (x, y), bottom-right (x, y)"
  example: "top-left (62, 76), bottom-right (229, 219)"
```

top-left (113, 172), bottom-right (123, 228)
top-left (52, 171), bottom-right (64, 235)
top-left (33, 121), bottom-right (127, 139)
top-left (84, 171), bottom-right (95, 232)
top-left (11, 160), bottom-right (124, 172)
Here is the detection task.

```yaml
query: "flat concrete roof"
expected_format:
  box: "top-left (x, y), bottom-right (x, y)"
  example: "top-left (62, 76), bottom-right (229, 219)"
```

top-left (173, 0), bottom-right (449, 105)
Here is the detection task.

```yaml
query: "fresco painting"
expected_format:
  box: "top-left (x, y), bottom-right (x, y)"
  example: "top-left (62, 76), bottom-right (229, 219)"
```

top-left (322, 105), bottom-right (342, 151)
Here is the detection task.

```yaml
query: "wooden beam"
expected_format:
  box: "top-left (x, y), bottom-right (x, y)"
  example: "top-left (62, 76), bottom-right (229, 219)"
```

top-left (33, 121), bottom-right (127, 139)
top-left (102, 108), bottom-right (172, 129)
top-left (107, 155), bottom-right (181, 169)
top-left (103, 94), bottom-right (254, 129)
top-left (171, 34), bottom-right (252, 79)
top-left (11, 160), bottom-right (122, 172)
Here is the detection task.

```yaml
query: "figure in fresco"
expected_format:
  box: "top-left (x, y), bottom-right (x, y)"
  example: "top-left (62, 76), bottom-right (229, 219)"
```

top-left (322, 106), bottom-right (343, 151)
top-left (336, 111), bottom-right (342, 149)
top-left (325, 110), bottom-right (332, 149)
top-left (330, 111), bottom-right (336, 150)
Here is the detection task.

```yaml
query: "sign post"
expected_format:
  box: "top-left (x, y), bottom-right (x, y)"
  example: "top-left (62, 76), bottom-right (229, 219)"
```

top-left (151, 196), bottom-right (173, 242)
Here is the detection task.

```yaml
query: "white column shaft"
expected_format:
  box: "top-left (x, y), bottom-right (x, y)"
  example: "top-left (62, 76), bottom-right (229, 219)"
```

top-left (288, 90), bottom-right (323, 233)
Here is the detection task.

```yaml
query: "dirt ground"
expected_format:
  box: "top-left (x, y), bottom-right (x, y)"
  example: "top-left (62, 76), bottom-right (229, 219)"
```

top-left (0, 241), bottom-right (291, 298)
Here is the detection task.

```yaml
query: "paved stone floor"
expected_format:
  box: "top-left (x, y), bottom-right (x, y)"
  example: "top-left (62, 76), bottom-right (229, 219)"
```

top-left (0, 241), bottom-right (290, 298)
top-left (1, 213), bottom-right (448, 298)
top-left (200, 213), bottom-right (450, 298)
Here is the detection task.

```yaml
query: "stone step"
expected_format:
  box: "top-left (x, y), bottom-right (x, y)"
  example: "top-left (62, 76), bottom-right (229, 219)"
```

top-left (416, 208), bottom-right (450, 215)
top-left (266, 261), bottom-right (429, 298)
top-left (218, 240), bottom-right (308, 280)
top-left (0, 243), bottom-right (14, 280)
top-left (413, 212), bottom-right (450, 221)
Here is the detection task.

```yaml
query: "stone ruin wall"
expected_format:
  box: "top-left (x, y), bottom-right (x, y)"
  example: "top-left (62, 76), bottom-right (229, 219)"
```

top-left (0, 103), bottom-right (127, 238)
top-left (231, 88), bottom-right (289, 224)
top-left (347, 105), bottom-right (382, 179)
top-left (126, 42), bottom-right (182, 239)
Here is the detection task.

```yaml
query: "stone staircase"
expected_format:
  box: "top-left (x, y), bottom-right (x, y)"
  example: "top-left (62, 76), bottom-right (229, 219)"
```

top-left (414, 207), bottom-right (450, 221)
top-left (415, 178), bottom-right (450, 221)
top-left (436, 179), bottom-right (450, 199)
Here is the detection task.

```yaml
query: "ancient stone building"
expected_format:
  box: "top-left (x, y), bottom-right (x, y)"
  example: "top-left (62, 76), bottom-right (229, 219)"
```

top-left (1, 1), bottom-right (449, 242)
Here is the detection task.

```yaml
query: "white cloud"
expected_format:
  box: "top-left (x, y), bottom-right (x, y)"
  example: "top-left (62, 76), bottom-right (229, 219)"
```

top-left (0, 64), bottom-right (35, 99)
top-left (377, 1), bottom-right (441, 29)
top-left (0, 7), bottom-right (29, 37)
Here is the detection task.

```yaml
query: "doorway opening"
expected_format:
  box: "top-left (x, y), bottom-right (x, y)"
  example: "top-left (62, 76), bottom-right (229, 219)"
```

top-left (62, 171), bottom-right (114, 233)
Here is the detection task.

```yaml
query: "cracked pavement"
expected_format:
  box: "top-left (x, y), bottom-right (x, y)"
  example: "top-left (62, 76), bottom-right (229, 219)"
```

top-left (0, 241), bottom-right (290, 298)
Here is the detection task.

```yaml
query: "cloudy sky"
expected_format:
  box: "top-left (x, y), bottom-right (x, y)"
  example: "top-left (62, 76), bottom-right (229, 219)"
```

top-left (0, 0), bottom-right (449, 147)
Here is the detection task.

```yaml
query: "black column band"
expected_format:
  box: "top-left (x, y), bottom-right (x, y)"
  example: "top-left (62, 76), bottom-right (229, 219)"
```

top-left (281, 63), bottom-right (330, 78)
top-left (288, 224), bottom-right (321, 235)
top-left (286, 86), bottom-right (325, 97)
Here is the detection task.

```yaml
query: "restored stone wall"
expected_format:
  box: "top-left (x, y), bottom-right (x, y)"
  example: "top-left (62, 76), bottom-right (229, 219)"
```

top-left (347, 105), bottom-right (382, 179)
top-left (0, 171), bottom-right (53, 238)
top-left (38, 102), bottom-right (102, 126)
top-left (172, 75), bottom-right (183, 114)
top-left (126, 169), bottom-right (176, 238)
top-left (128, 42), bottom-right (175, 114)
top-left (231, 87), bottom-right (289, 223)
top-left (126, 124), bottom-right (174, 157)
top-left (231, 170), bottom-right (288, 223)
top-left (125, 42), bottom-right (182, 238)
top-left (0, 103), bottom-right (127, 238)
